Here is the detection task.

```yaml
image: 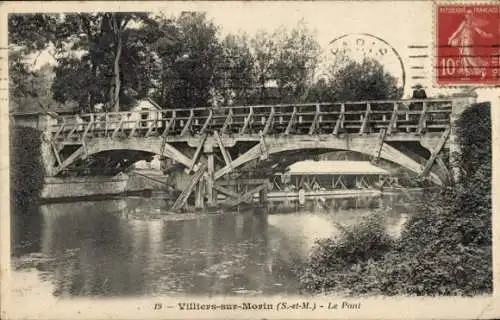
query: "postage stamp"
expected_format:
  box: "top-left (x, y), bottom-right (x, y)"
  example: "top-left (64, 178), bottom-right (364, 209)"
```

top-left (436, 3), bottom-right (500, 85)
top-left (1, 1), bottom-right (499, 320)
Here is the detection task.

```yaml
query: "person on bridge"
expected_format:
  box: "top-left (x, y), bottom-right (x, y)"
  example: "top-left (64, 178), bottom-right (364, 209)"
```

top-left (409, 84), bottom-right (427, 110)
top-left (408, 84), bottom-right (427, 125)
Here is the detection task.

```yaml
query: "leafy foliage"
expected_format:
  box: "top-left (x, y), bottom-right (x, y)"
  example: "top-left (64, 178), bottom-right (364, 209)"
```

top-left (10, 127), bottom-right (46, 210)
top-left (307, 58), bottom-right (403, 102)
top-left (249, 22), bottom-right (321, 104)
top-left (300, 103), bottom-right (492, 296)
top-left (9, 13), bottom-right (402, 114)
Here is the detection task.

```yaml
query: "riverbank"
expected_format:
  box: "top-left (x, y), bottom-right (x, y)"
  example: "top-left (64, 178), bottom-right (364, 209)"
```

top-left (38, 170), bottom-right (169, 202)
top-left (299, 102), bottom-right (492, 296)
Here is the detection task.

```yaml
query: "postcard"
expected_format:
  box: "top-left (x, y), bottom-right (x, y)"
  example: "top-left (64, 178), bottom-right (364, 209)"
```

top-left (1, 1), bottom-right (499, 319)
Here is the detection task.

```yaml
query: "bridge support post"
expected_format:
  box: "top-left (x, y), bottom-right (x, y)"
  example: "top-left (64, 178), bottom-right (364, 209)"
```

top-left (195, 177), bottom-right (205, 209)
top-left (258, 184), bottom-right (268, 205)
top-left (206, 148), bottom-right (216, 206)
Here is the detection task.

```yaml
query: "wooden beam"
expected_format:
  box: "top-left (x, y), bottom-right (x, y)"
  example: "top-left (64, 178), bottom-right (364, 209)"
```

top-left (128, 170), bottom-right (169, 187)
top-left (372, 128), bottom-right (386, 163)
top-left (52, 146), bottom-right (85, 176)
top-left (417, 101), bottom-right (428, 135)
top-left (206, 152), bottom-right (215, 205)
top-left (160, 141), bottom-right (194, 168)
top-left (334, 104), bottom-right (345, 135)
top-left (285, 107), bottom-right (296, 135)
top-left (262, 106), bottom-right (275, 135)
top-left (419, 126), bottom-right (451, 178)
top-left (359, 103), bottom-right (371, 134)
top-left (309, 104), bottom-right (320, 135)
top-left (129, 120), bottom-right (140, 138)
top-left (224, 183), bottom-right (268, 206)
top-left (172, 162), bottom-right (207, 211)
top-left (162, 111), bottom-right (176, 137)
top-left (214, 143), bottom-right (262, 180)
top-left (213, 184), bottom-right (240, 199)
top-left (66, 123), bottom-right (78, 140)
top-left (188, 134), bottom-right (207, 173)
top-left (81, 138), bottom-right (88, 159)
top-left (145, 113), bottom-right (157, 137)
top-left (180, 109), bottom-right (194, 136)
top-left (53, 119), bottom-right (66, 141)
top-left (259, 133), bottom-right (268, 160)
top-left (216, 178), bottom-right (269, 186)
top-left (221, 109), bottom-right (233, 134)
top-left (51, 141), bottom-right (63, 167)
top-left (112, 118), bottom-right (124, 139)
top-left (333, 176), bottom-right (347, 189)
top-left (379, 142), bottom-right (442, 185)
top-left (240, 107), bottom-right (253, 135)
top-left (195, 178), bottom-right (205, 209)
top-left (333, 113), bottom-right (344, 135)
top-left (200, 110), bottom-right (212, 134)
top-left (82, 121), bottom-right (94, 140)
top-left (214, 130), bottom-right (232, 170)
top-left (387, 105), bottom-right (398, 135)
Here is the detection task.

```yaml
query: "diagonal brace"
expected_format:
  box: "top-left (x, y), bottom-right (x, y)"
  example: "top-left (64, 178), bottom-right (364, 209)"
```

top-left (224, 183), bottom-right (268, 206)
top-left (214, 143), bottom-right (262, 180)
top-left (371, 128), bottom-right (387, 163)
top-left (418, 126), bottom-right (451, 179)
top-left (259, 133), bottom-right (269, 160)
top-left (188, 134), bottom-right (208, 173)
top-left (214, 130), bottom-right (232, 171)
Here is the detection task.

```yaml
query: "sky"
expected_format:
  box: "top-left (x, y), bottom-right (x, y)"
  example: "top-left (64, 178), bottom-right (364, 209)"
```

top-left (14, 0), bottom-right (499, 103)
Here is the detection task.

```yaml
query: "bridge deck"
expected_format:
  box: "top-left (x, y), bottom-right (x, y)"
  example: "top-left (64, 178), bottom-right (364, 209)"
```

top-left (48, 99), bottom-right (453, 143)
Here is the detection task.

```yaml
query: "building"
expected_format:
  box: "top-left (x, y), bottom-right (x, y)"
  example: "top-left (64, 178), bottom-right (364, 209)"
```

top-left (271, 160), bottom-right (397, 194)
top-left (125, 98), bottom-right (163, 129)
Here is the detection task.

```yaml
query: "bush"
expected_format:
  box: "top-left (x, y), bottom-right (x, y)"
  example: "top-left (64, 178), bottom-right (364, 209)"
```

top-left (299, 213), bottom-right (394, 294)
top-left (300, 102), bottom-right (492, 296)
top-left (10, 126), bottom-right (45, 211)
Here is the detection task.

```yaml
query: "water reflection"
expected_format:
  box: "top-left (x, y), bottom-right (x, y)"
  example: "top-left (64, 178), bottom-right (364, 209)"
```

top-left (12, 204), bottom-right (43, 257)
top-left (13, 193), bottom-right (412, 297)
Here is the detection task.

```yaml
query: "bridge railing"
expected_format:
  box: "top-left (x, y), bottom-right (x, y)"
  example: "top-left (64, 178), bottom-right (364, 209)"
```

top-left (48, 98), bottom-right (454, 142)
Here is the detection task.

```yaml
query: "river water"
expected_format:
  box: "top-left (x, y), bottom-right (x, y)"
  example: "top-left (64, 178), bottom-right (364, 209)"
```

top-left (12, 193), bottom-right (413, 297)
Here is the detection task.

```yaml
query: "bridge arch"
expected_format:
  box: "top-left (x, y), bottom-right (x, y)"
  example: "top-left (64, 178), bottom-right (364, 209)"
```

top-left (215, 139), bottom-right (444, 185)
top-left (57, 135), bottom-right (447, 186)
top-left (84, 138), bottom-right (193, 168)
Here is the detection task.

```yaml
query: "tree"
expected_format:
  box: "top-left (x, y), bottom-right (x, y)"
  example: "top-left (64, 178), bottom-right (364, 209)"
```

top-left (8, 14), bottom-right (61, 112)
top-left (249, 22), bottom-right (321, 104)
top-left (148, 14), bottom-right (183, 108)
top-left (50, 13), bottom-right (162, 112)
top-left (10, 64), bottom-right (67, 112)
top-left (249, 29), bottom-right (278, 103)
top-left (330, 58), bottom-right (403, 101)
top-left (307, 57), bottom-right (403, 102)
top-left (273, 21), bottom-right (321, 102)
top-left (170, 12), bottom-right (222, 108)
top-left (218, 33), bottom-right (255, 105)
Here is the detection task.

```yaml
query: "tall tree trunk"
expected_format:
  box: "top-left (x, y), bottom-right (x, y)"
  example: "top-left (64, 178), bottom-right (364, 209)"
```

top-left (89, 63), bottom-right (97, 112)
top-left (112, 30), bottom-right (122, 112)
top-left (110, 14), bottom-right (122, 112)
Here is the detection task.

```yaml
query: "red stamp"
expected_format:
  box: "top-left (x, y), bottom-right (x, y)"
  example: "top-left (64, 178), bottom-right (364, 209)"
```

top-left (436, 4), bottom-right (500, 85)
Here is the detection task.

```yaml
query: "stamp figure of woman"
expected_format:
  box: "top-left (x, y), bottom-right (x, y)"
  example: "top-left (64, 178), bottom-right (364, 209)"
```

top-left (448, 9), bottom-right (493, 79)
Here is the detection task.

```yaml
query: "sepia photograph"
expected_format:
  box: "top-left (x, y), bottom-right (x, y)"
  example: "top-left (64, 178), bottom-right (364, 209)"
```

top-left (1, 1), bottom-right (499, 319)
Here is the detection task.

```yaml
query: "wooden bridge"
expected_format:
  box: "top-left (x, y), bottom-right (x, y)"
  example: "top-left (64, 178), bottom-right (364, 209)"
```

top-left (43, 98), bottom-right (466, 210)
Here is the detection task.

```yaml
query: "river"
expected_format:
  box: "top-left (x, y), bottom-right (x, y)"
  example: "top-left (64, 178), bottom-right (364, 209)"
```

top-left (11, 193), bottom-right (413, 298)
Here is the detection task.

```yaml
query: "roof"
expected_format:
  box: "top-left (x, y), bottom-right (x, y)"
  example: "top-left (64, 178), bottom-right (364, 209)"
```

top-left (286, 160), bottom-right (390, 175)
top-left (10, 110), bottom-right (59, 118)
top-left (131, 99), bottom-right (161, 111)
